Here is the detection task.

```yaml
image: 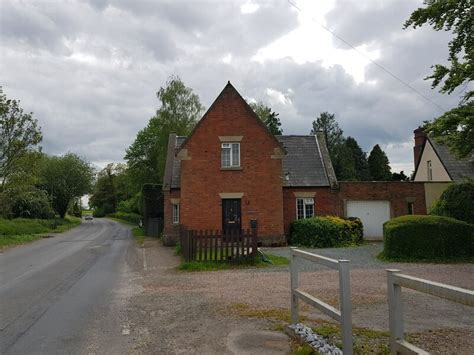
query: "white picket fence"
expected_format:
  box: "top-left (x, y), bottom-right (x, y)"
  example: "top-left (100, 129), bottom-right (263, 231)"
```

top-left (290, 248), bottom-right (353, 354)
top-left (289, 248), bottom-right (474, 355)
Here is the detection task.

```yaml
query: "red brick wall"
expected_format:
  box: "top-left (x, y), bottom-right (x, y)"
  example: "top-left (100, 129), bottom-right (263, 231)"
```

top-left (283, 182), bottom-right (426, 234)
top-left (163, 189), bottom-right (181, 245)
top-left (179, 86), bottom-right (285, 243)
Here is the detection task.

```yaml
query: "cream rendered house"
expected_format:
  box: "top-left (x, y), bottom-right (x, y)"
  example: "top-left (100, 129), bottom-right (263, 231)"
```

top-left (413, 128), bottom-right (474, 210)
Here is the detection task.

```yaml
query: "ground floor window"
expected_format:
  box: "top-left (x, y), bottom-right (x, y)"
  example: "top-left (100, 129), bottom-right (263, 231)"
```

top-left (296, 198), bottom-right (314, 219)
top-left (407, 202), bottom-right (414, 215)
top-left (172, 204), bottom-right (180, 224)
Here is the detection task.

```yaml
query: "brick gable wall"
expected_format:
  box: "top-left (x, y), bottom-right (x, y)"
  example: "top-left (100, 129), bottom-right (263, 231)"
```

top-left (177, 85), bottom-right (285, 244)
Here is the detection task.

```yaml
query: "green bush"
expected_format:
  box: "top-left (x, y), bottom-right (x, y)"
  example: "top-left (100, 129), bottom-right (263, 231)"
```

top-left (430, 182), bottom-right (474, 223)
top-left (382, 215), bottom-right (474, 260)
top-left (10, 189), bottom-right (55, 219)
top-left (289, 216), bottom-right (364, 248)
top-left (0, 216), bottom-right (81, 236)
top-left (107, 212), bottom-right (141, 225)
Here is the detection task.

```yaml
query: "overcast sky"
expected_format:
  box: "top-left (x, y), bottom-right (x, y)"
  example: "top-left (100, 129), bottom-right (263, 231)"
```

top-left (0, 0), bottom-right (464, 174)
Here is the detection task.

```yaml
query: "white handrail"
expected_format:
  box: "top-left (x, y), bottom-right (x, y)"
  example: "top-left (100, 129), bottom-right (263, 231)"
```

top-left (387, 269), bottom-right (474, 355)
top-left (290, 247), bottom-right (353, 354)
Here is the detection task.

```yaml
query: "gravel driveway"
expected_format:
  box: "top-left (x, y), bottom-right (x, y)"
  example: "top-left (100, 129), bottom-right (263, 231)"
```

top-left (120, 241), bottom-right (473, 354)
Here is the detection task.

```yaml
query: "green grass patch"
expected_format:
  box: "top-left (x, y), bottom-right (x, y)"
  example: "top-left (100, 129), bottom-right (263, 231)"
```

top-left (0, 234), bottom-right (42, 248)
top-left (132, 226), bottom-right (146, 245)
top-left (289, 342), bottom-right (314, 355)
top-left (0, 216), bottom-right (81, 248)
top-left (178, 252), bottom-right (289, 271)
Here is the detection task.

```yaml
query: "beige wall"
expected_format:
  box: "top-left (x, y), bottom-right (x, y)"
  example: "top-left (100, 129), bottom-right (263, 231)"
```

top-left (424, 182), bottom-right (453, 212)
top-left (414, 141), bottom-right (451, 182)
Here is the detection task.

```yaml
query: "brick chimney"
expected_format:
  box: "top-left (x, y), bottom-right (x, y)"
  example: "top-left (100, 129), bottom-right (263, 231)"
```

top-left (413, 127), bottom-right (426, 169)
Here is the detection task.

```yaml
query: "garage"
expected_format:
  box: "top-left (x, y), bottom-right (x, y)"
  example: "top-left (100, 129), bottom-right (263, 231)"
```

top-left (346, 200), bottom-right (391, 240)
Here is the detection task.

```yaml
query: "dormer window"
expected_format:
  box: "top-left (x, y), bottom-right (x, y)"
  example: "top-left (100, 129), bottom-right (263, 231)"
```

top-left (221, 143), bottom-right (240, 168)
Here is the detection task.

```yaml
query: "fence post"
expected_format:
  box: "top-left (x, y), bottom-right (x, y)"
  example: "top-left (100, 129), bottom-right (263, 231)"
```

top-left (338, 259), bottom-right (353, 354)
top-left (186, 228), bottom-right (192, 262)
top-left (290, 247), bottom-right (299, 324)
top-left (387, 269), bottom-right (403, 354)
top-left (251, 224), bottom-right (258, 259)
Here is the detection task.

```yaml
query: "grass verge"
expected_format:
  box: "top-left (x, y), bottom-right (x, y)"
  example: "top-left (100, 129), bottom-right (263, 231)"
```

top-left (178, 253), bottom-right (289, 271)
top-left (132, 226), bottom-right (146, 245)
top-left (0, 216), bottom-right (81, 249)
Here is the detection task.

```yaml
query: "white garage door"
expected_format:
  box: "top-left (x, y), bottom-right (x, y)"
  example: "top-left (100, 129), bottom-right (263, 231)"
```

top-left (346, 201), bottom-right (391, 240)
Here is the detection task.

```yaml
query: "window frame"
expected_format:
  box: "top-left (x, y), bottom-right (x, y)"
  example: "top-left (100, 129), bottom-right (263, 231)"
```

top-left (296, 197), bottom-right (315, 220)
top-left (172, 203), bottom-right (180, 224)
top-left (427, 160), bottom-right (433, 181)
top-left (221, 142), bottom-right (240, 168)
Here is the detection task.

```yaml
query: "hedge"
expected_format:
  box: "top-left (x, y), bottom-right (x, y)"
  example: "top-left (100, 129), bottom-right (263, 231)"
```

top-left (382, 215), bottom-right (474, 260)
top-left (289, 216), bottom-right (363, 248)
top-left (106, 212), bottom-right (142, 225)
top-left (430, 182), bottom-right (474, 223)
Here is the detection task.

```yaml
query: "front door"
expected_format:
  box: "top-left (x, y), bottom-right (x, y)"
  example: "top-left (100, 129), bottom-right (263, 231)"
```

top-left (222, 199), bottom-right (241, 235)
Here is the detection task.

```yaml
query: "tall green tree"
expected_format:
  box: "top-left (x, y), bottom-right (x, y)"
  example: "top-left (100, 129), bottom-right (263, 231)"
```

top-left (311, 112), bottom-right (349, 179)
top-left (405, 1), bottom-right (473, 158)
top-left (125, 76), bottom-right (203, 189)
top-left (404, 0), bottom-right (473, 103)
top-left (368, 144), bottom-right (392, 181)
top-left (310, 112), bottom-right (344, 151)
top-left (0, 87), bottom-right (42, 188)
top-left (345, 136), bottom-right (370, 181)
top-left (39, 153), bottom-right (94, 218)
top-left (249, 101), bottom-right (283, 135)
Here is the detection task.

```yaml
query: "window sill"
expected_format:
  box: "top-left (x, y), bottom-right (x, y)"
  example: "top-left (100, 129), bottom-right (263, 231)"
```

top-left (220, 167), bottom-right (243, 171)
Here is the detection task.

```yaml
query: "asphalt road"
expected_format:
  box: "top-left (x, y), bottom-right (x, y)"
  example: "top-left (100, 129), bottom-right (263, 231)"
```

top-left (0, 218), bottom-right (134, 355)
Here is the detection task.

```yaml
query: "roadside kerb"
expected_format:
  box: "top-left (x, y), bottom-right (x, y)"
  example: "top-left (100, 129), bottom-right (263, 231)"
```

top-left (290, 247), bottom-right (353, 354)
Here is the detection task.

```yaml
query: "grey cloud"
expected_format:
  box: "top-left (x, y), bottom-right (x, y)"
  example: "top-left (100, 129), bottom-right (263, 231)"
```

top-left (0, 0), bottom-right (461, 171)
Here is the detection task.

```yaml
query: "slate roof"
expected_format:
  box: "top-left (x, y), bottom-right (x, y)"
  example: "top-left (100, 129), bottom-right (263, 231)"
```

top-left (169, 135), bottom-right (332, 189)
top-left (276, 135), bottom-right (330, 186)
top-left (428, 137), bottom-right (474, 182)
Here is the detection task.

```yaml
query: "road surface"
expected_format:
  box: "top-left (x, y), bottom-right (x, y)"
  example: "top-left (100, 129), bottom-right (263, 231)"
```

top-left (0, 218), bottom-right (135, 354)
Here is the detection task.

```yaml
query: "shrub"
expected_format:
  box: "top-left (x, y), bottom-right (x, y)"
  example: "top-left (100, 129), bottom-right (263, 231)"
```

top-left (0, 216), bottom-right (80, 236)
top-left (430, 182), bottom-right (474, 223)
top-left (107, 211), bottom-right (142, 225)
top-left (289, 216), bottom-right (364, 248)
top-left (382, 215), bottom-right (474, 260)
top-left (0, 187), bottom-right (55, 219)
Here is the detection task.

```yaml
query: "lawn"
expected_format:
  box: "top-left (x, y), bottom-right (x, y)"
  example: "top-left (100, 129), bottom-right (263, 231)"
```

top-left (0, 216), bottom-right (81, 248)
top-left (178, 252), bottom-right (289, 271)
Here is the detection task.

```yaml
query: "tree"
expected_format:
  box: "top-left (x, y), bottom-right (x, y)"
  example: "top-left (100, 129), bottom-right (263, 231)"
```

top-left (249, 101), bottom-right (283, 135)
top-left (345, 137), bottom-right (370, 181)
top-left (368, 144), bottom-right (392, 181)
top-left (404, 0), bottom-right (473, 103)
top-left (423, 102), bottom-right (473, 158)
top-left (125, 76), bottom-right (203, 189)
top-left (391, 171), bottom-right (410, 181)
top-left (89, 164), bottom-right (118, 215)
top-left (0, 87), bottom-right (42, 188)
top-left (311, 112), bottom-right (349, 179)
top-left (404, 1), bottom-right (473, 159)
top-left (310, 112), bottom-right (344, 151)
top-left (39, 153), bottom-right (94, 218)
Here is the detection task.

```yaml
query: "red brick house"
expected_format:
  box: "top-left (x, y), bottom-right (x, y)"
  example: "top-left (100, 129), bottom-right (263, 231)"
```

top-left (163, 82), bottom-right (427, 245)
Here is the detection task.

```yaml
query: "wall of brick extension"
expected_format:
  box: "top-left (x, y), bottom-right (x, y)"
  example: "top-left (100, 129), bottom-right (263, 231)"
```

top-left (283, 182), bottom-right (426, 234)
top-left (162, 189), bottom-right (181, 246)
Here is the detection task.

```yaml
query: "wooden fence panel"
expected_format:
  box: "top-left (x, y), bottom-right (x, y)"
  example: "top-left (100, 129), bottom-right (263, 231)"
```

top-left (179, 227), bottom-right (257, 262)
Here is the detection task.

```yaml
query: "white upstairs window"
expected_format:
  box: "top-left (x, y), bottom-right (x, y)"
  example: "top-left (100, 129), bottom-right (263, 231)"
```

top-left (221, 143), bottom-right (240, 168)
